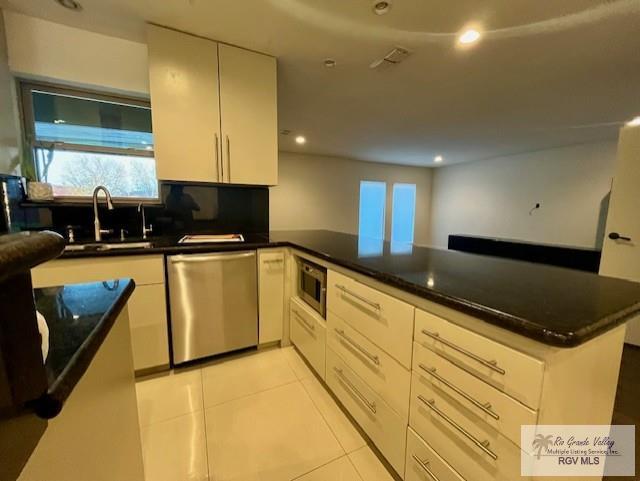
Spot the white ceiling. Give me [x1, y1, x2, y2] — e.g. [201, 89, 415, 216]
[3, 0, 640, 166]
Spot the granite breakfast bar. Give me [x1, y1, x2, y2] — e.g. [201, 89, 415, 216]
[31, 229, 640, 480]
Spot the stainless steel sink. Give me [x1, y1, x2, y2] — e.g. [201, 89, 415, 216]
[64, 241, 153, 252]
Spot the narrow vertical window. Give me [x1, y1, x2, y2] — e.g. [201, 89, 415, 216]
[358, 181, 386, 256]
[391, 183, 416, 250]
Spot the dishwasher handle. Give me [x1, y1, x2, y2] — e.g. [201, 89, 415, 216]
[169, 251, 256, 263]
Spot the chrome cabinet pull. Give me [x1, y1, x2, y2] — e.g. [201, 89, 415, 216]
[214, 133, 220, 182]
[420, 330, 505, 375]
[334, 284, 381, 311]
[333, 367, 376, 414]
[226, 135, 231, 183]
[293, 310, 315, 331]
[417, 395, 498, 461]
[418, 364, 499, 420]
[412, 455, 445, 481]
[334, 328, 380, 365]
[263, 259, 283, 264]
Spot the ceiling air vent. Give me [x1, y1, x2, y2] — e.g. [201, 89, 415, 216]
[369, 46, 411, 70]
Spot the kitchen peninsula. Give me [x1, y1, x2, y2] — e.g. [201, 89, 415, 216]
[0, 232, 144, 481]
[31, 229, 640, 479]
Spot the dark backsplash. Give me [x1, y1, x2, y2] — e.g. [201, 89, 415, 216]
[0, 175, 269, 242]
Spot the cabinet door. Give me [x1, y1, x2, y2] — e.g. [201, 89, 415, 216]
[127, 285, 170, 370]
[219, 44, 277, 185]
[600, 126, 640, 345]
[258, 250, 284, 344]
[147, 25, 222, 183]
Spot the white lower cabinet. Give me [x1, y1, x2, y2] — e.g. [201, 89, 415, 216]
[409, 372, 531, 481]
[258, 249, 285, 344]
[327, 311, 410, 421]
[31, 255, 169, 372]
[289, 297, 326, 379]
[326, 348, 406, 476]
[125, 284, 170, 371]
[412, 341, 537, 446]
[405, 427, 465, 481]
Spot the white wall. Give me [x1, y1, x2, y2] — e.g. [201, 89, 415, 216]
[271, 151, 433, 245]
[3, 11, 148, 95]
[429, 141, 617, 249]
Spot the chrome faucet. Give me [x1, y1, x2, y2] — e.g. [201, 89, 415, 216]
[92, 185, 114, 241]
[138, 203, 153, 240]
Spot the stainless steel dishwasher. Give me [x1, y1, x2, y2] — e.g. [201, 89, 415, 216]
[167, 251, 258, 364]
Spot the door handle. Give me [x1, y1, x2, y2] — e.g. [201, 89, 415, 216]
[609, 232, 632, 242]
[226, 135, 231, 183]
[170, 251, 255, 263]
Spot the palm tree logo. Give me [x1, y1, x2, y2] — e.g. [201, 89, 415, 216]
[533, 434, 554, 460]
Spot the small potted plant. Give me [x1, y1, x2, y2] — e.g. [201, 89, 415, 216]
[21, 135, 54, 202]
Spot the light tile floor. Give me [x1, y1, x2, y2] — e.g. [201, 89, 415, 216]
[135, 346, 396, 481]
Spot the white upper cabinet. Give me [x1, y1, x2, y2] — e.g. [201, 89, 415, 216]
[147, 25, 222, 183]
[147, 25, 278, 185]
[219, 44, 278, 185]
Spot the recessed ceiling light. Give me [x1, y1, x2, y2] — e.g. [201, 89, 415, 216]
[458, 29, 482, 45]
[55, 0, 82, 11]
[372, 0, 391, 15]
[295, 136, 306, 145]
[323, 58, 337, 68]
[434, 155, 443, 163]
[627, 116, 640, 127]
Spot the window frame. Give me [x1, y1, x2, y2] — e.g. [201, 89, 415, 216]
[390, 182, 417, 245]
[19, 80, 159, 203]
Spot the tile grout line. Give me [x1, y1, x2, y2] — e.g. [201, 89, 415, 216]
[199, 368, 213, 481]
[202, 377, 300, 410]
[288, 453, 351, 481]
[139, 408, 206, 430]
[299, 377, 355, 455]
[345, 448, 368, 481]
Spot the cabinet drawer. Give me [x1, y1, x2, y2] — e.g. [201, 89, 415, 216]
[327, 270, 414, 368]
[414, 309, 544, 409]
[410, 373, 531, 481]
[327, 311, 410, 420]
[32, 255, 165, 287]
[405, 427, 465, 481]
[326, 348, 406, 476]
[290, 298, 326, 379]
[412, 342, 537, 446]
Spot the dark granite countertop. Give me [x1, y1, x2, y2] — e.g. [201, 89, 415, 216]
[31, 279, 135, 418]
[59, 230, 640, 347]
[0, 231, 64, 282]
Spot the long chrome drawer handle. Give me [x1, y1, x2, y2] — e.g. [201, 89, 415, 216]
[418, 364, 500, 420]
[334, 284, 381, 311]
[293, 310, 315, 331]
[420, 330, 505, 375]
[412, 455, 445, 481]
[333, 367, 377, 414]
[334, 328, 380, 365]
[417, 395, 498, 461]
[263, 259, 283, 264]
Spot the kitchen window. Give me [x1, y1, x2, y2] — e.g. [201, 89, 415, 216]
[20, 82, 158, 200]
[358, 181, 386, 256]
[391, 183, 416, 243]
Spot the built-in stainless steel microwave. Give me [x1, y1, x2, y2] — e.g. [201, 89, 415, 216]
[298, 259, 327, 318]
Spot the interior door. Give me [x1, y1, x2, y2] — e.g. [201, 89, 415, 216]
[147, 25, 222, 183]
[218, 43, 278, 185]
[599, 125, 640, 345]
